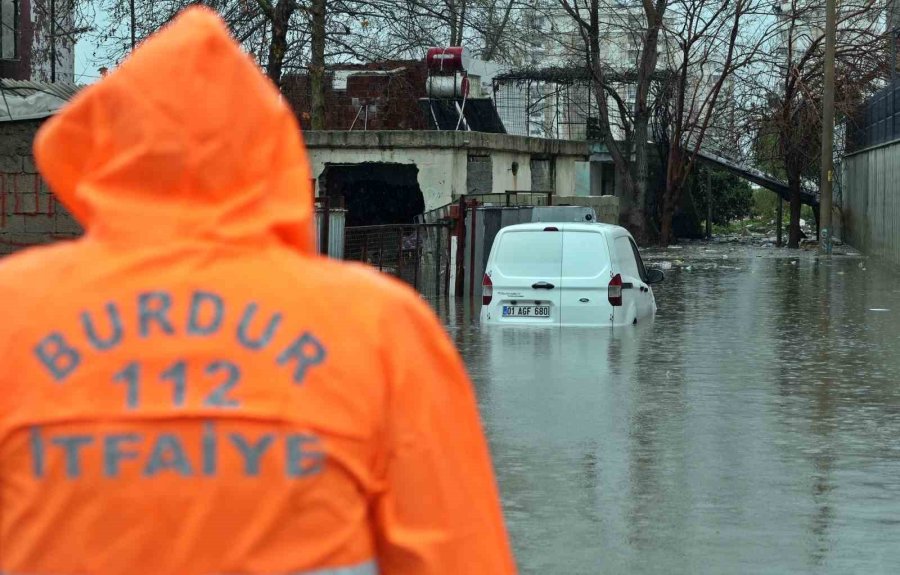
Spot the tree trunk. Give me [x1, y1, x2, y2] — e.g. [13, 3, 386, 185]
[627, 1, 667, 243]
[659, 196, 676, 246]
[659, 145, 682, 246]
[457, 0, 467, 45]
[629, 114, 651, 241]
[265, 0, 295, 86]
[482, 0, 515, 61]
[310, 0, 327, 130]
[788, 174, 802, 248]
[450, 0, 466, 45]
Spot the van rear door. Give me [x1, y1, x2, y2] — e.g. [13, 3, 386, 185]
[486, 227, 562, 324]
[559, 228, 614, 326]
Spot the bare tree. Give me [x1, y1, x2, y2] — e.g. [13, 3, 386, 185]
[348, 0, 533, 63]
[84, 0, 529, 128]
[747, 0, 885, 248]
[558, 0, 669, 242]
[655, 0, 764, 245]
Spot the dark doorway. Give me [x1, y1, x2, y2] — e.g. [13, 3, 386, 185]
[322, 163, 425, 227]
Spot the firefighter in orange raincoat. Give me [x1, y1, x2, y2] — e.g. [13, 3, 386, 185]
[0, 8, 516, 575]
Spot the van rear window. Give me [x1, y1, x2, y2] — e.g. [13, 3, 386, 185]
[561, 231, 610, 277]
[494, 231, 562, 278]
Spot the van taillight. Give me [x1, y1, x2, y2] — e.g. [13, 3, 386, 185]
[482, 273, 493, 305]
[608, 273, 623, 306]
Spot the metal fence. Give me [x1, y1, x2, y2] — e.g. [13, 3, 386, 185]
[315, 207, 346, 257]
[847, 79, 900, 152]
[465, 191, 554, 207]
[343, 224, 452, 298]
[493, 79, 595, 140]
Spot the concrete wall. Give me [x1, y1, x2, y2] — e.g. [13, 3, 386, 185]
[574, 161, 591, 196]
[490, 149, 533, 194]
[0, 126, 595, 257]
[554, 157, 575, 196]
[307, 145, 461, 211]
[842, 141, 900, 263]
[304, 131, 589, 211]
[0, 119, 82, 257]
[467, 155, 493, 194]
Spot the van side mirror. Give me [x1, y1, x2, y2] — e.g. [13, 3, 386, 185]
[646, 268, 665, 284]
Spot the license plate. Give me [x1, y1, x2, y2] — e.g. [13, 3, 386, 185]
[502, 305, 551, 317]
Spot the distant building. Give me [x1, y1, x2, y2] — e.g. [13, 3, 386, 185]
[0, 80, 81, 256]
[491, 1, 679, 141]
[1, 0, 75, 82]
[772, 0, 883, 78]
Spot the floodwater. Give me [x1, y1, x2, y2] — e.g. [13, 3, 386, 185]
[435, 244, 900, 574]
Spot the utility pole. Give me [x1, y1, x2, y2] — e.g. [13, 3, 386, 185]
[892, 1, 900, 83]
[130, 0, 136, 50]
[50, 0, 56, 82]
[819, 0, 836, 255]
[776, 198, 783, 247]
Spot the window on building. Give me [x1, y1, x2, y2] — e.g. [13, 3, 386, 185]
[1, 0, 17, 60]
[625, 84, 637, 105]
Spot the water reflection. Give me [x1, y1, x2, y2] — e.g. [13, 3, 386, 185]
[438, 247, 900, 574]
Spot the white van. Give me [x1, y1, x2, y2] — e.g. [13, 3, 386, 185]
[480, 223, 664, 327]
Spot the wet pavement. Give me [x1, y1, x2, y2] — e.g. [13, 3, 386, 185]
[435, 243, 900, 574]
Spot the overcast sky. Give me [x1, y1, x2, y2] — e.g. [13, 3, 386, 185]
[74, 13, 112, 85]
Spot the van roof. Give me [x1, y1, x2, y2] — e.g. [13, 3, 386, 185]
[498, 222, 628, 235]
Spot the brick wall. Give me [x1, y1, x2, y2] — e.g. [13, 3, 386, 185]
[0, 119, 82, 257]
[281, 61, 429, 131]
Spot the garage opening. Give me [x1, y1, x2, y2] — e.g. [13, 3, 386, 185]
[321, 163, 425, 227]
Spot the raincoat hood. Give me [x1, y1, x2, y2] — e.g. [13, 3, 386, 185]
[34, 7, 314, 253]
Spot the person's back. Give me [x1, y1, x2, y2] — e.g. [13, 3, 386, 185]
[0, 8, 515, 574]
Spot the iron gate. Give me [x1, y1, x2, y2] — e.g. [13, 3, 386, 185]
[343, 224, 452, 298]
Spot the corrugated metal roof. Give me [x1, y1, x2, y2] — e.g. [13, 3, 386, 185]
[0, 79, 80, 122]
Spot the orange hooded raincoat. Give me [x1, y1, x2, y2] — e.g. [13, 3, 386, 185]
[0, 7, 515, 575]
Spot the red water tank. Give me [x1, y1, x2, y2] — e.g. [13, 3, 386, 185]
[426, 47, 470, 74]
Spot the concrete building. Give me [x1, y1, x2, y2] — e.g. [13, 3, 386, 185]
[1, 125, 596, 255]
[305, 130, 592, 226]
[0, 0, 75, 82]
[772, 0, 883, 79]
[493, 1, 678, 140]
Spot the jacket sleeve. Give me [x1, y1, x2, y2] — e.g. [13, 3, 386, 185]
[372, 294, 516, 575]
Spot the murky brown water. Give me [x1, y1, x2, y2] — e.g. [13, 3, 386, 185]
[435, 244, 900, 574]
